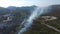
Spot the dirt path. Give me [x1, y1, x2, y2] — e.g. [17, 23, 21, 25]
[40, 21, 60, 32]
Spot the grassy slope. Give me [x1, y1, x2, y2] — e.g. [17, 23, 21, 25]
[23, 17, 60, 34]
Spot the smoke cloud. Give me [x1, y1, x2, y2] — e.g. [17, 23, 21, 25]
[17, 6, 47, 34]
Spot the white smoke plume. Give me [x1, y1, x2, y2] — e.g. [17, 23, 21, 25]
[17, 6, 47, 34]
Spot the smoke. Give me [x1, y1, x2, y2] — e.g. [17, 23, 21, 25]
[17, 6, 46, 34]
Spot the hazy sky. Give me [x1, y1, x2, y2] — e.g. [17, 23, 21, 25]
[0, 0, 60, 7]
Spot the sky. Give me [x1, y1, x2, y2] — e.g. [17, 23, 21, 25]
[0, 0, 60, 7]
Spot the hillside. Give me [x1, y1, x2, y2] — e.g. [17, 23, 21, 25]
[0, 5, 60, 34]
[23, 5, 60, 34]
[42, 5, 60, 17]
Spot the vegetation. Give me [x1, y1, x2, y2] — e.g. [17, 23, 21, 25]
[0, 5, 60, 34]
[23, 17, 60, 34]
